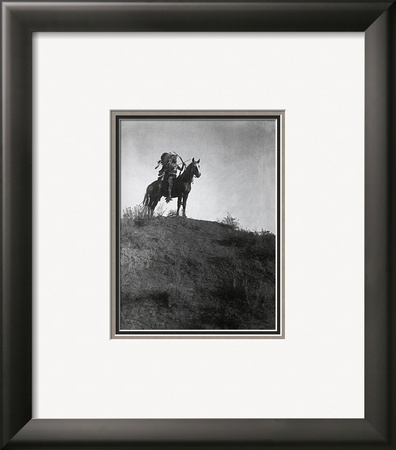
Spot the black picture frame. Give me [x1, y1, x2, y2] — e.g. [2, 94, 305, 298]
[1, 1, 395, 449]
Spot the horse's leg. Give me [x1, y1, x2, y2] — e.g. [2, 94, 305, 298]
[150, 197, 161, 218]
[176, 196, 182, 216]
[182, 193, 188, 218]
[144, 180, 162, 219]
[148, 197, 154, 218]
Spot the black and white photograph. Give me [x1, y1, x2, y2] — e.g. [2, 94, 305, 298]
[111, 111, 284, 337]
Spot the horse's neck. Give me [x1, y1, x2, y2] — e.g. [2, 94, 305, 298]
[179, 167, 193, 182]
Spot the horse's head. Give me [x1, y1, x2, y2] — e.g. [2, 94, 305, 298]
[191, 158, 201, 178]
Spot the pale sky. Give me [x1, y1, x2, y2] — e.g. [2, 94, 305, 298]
[120, 118, 277, 232]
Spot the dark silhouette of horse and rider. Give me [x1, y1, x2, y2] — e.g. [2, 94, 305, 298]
[143, 152, 201, 218]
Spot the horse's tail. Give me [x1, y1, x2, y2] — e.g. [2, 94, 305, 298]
[143, 191, 149, 206]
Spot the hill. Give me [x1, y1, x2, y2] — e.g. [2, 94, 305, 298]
[120, 213, 276, 331]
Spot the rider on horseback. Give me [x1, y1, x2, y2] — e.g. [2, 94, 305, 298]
[157, 153, 184, 202]
[145, 156, 200, 218]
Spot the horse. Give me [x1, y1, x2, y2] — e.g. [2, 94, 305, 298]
[143, 158, 201, 218]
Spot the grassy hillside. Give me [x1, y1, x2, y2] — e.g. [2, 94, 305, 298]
[120, 211, 276, 330]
